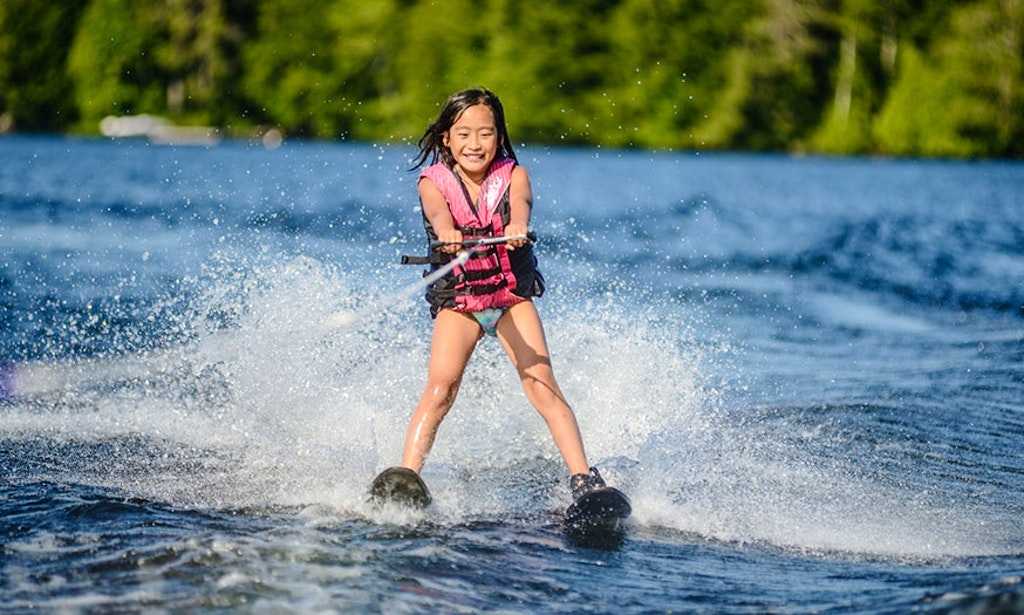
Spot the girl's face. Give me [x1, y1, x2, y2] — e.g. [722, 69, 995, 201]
[443, 103, 499, 180]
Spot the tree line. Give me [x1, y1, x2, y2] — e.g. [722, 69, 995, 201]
[1, 0, 1021, 158]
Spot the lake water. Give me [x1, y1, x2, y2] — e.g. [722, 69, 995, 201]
[1, 135, 1023, 612]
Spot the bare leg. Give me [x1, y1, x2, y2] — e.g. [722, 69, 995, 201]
[400, 309, 481, 473]
[496, 301, 589, 475]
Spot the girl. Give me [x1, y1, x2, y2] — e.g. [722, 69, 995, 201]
[390, 88, 608, 502]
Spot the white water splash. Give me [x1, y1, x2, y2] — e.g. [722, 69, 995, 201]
[2, 251, 1019, 559]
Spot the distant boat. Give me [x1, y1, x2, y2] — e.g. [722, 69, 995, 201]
[99, 114, 220, 146]
[99, 114, 166, 137]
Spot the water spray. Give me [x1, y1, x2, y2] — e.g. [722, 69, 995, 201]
[1, 235, 533, 401]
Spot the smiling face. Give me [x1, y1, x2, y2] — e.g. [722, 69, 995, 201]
[443, 103, 499, 181]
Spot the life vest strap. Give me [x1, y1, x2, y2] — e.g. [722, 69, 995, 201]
[457, 226, 491, 237]
[432, 279, 508, 299]
[460, 266, 502, 282]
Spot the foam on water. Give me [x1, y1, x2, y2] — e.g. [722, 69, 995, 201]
[2, 249, 1019, 559]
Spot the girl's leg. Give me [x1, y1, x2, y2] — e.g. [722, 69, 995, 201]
[495, 301, 590, 475]
[400, 309, 481, 473]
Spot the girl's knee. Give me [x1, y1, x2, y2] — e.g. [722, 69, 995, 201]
[521, 375, 563, 409]
[422, 378, 460, 409]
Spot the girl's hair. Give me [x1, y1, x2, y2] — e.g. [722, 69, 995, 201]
[411, 88, 517, 170]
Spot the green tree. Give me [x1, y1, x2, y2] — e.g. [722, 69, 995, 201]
[873, 45, 962, 155]
[875, 0, 1024, 157]
[1, 0, 1017, 158]
[68, 0, 165, 127]
[68, 0, 239, 129]
[153, 0, 241, 124]
[809, 0, 894, 153]
[597, 0, 753, 149]
[695, 0, 829, 150]
[0, 0, 88, 131]
[938, 0, 1024, 156]
[478, 0, 618, 145]
[371, 0, 466, 139]
[241, 0, 406, 138]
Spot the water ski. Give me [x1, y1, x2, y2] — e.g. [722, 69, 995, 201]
[369, 467, 431, 509]
[564, 487, 632, 536]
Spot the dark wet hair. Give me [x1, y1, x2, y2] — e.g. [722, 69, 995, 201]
[411, 88, 517, 170]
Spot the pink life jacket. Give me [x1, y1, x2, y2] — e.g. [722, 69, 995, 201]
[418, 158, 527, 313]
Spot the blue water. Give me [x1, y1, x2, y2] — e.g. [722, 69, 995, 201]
[2, 135, 1023, 612]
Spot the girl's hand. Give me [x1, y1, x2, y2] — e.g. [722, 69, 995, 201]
[505, 223, 528, 251]
[437, 229, 463, 254]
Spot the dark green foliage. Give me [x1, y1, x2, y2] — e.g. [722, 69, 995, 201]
[875, 0, 1024, 157]
[3, 0, 1022, 157]
[0, 0, 88, 131]
[67, 0, 242, 129]
[696, 0, 832, 150]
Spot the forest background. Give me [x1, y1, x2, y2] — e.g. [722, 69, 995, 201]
[0, 0, 1021, 158]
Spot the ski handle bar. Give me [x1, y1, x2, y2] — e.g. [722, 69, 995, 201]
[429, 231, 537, 251]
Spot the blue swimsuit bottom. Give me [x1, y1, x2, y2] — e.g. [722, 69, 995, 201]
[471, 308, 505, 337]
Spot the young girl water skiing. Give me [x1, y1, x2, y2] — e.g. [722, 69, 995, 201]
[373, 88, 613, 505]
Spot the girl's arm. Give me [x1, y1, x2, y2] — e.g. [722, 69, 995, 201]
[506, 166, 533, 250]
[419, 178, 462, 254]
